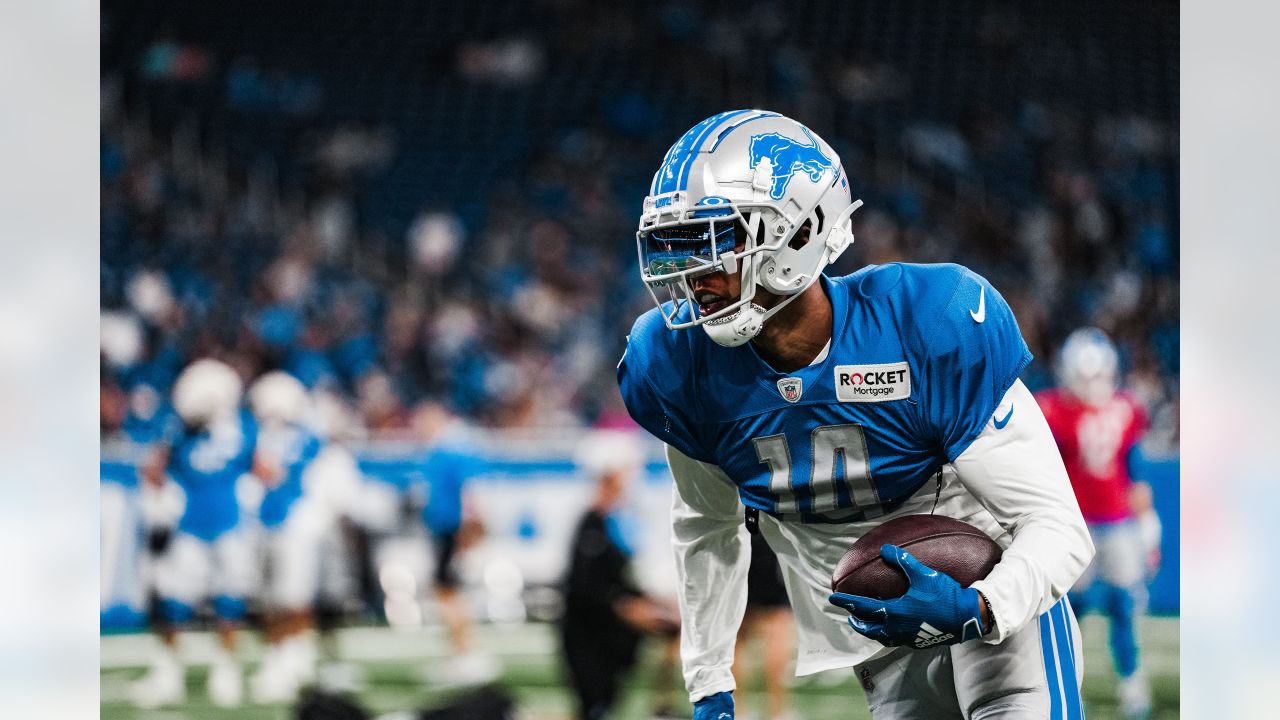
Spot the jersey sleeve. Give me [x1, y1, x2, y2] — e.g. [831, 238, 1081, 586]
[617, 312, 712, 463]
[1121, 394, 1151, 482]
[918, 269, 1033, 461]
[1125, 394, 1151, 448]
[665, 445, 750, 702]
[956, 380, 1094, 643]
[238, 410, 259, 465]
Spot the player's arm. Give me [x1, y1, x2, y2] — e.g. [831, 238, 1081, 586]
[666, 445, 751, 704]
[251, 451, 285, 487]
[835, 267, 1091, 646]
[141, 444, 171, 488]
[955, 379, 1094, 643]
[1126, 407, 1162, 572]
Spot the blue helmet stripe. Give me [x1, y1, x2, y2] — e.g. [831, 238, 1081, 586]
[707, 112, 781, 152]
[653, 110, 755, 195]
[651, 131, 691, 195]
[674, 109, 753, 192]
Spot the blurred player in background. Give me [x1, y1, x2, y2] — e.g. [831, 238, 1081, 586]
[1036, 328, 1158, 720]
[247, 371, 362, 703]
[619, 111, 1094, 720]
[732, 532, 795, 720]
[562, 431, 680, 720]
[414, 401, 498, 685]
[129, 359, 258, 709]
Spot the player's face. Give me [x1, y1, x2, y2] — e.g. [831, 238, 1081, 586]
[689, 260, 743, 317]
[689, 223, 811, 317]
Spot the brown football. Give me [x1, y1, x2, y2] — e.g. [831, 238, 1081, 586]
[831, 514, 1002, 600]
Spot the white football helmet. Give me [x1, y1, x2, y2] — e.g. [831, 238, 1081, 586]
[573, 430, 643, 478]
[248, 370, 310, 427]
[1058, 327, 1119, 407]
[172, 358, 244, 429]
[637, 110, 862, 347]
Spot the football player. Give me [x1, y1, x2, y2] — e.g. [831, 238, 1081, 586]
[618, 111, 1095, 720]
[1036, 328, 1157, 720]
[128, 359, 258, 709]
[246, 371, 361, 703]
[414, 402, 499, 686]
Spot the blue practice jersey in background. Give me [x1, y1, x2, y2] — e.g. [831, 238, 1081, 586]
[420, 437, 485, 535]
[167, 409, 258, 540]
[257, 423, 325, 529]
[618, 263, 1031, 523]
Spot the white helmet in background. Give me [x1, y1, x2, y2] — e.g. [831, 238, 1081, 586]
[249, 370, 310, 426]
[1058, 327, 1120, 407]
[637, 110, 863, 347]
[172, 358, 243, 429]
[574, 430, 644, 478]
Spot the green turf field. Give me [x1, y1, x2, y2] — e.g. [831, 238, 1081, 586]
[101, 615, 1178, 719]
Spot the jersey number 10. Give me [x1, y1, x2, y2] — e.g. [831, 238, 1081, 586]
[752, 424, 884, 518]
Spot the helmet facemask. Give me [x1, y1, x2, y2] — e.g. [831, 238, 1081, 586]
[636, 189, 861, 347]
[637, 195, 768, 332]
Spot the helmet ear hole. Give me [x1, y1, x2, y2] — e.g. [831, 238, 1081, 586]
[788, 220, 813, 251]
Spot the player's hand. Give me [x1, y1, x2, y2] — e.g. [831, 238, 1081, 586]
[828, 544, 986, 649]
[613, 596, 680, 634]
[692, 691, 733, 720]
[141, 447, 170, 488]
[251, 453, 285, 488]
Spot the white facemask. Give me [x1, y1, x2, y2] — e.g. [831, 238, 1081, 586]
[701, 303, 768, 347]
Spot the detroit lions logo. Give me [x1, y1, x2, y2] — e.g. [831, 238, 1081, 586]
[748, 127, 834, 201]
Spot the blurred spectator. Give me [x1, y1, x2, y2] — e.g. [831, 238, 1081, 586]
[100, 0, 1178, 443]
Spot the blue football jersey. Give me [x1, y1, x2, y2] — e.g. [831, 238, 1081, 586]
[420, 440, 485, 535]
[168, 409, 258, 540]
[257, 423, 325, 529]
[618, 263, 1031, 523]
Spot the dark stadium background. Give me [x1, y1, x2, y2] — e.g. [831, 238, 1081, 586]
[99, 1, 1180, 718]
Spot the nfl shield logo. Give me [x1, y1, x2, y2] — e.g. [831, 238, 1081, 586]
[777, 377, 803, 403]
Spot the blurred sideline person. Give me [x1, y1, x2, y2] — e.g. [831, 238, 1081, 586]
[247, 371, 362, 703]
[562, 432, 680, 720]
[415, 401, 498, 685]
[1036, 328, 1158, 720]
[129, 359, 258, 708]
[732, 532, 795, 720]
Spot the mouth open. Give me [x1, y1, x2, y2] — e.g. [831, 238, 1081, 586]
[696, 292, 731, 317]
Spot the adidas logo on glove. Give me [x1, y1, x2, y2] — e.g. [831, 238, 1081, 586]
[914, 622, 956, 648]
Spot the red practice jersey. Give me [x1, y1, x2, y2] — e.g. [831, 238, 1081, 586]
[1035, 388, 1148, 524]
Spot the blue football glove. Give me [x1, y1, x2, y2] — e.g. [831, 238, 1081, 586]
[692, 691, 734, 720]
[828, 544, 987, 649]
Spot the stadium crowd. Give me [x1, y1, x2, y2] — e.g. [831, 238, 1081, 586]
[100, 0, 1178, 442]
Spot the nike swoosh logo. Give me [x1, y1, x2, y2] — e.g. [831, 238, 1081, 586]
[969, 287, 986, 323]
[993, 404, 1014, 429]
